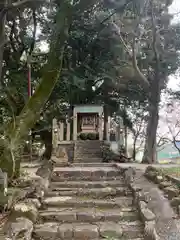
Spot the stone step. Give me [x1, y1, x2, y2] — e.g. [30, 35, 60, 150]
[75, 147, 102, 150]
[47, 187, 131, 198]
[52, 176, 123, 182]
[74, 158, 103, 163]
[75, 150, 102, 154]
[52, 167, 120, 181]
[46, 187, 132, 199]
[74, 157, 102, 160]
[42, 196, 132, 208]
[39, 207, 138, 223]
[75, 140, 102, 144]
[75, 152, 102, 155]
[75, 146, 102, 149]
[51, 180, 125, 188]
[72, 163, 112, 167]
[34, 221, 143, 240]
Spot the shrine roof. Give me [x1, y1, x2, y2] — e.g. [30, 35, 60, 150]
[73, 104, 103, 113]
[73, 104, 103, 107]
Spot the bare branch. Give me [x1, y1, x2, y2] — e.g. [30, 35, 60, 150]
[131, 37, 150, 89]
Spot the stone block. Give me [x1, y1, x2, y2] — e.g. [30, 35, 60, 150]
[91, 170, 106, 179]
[144, 220, 157, 240]
[73, 223, 99, 239]
[164, 186, 179, 200]
[34, 223, 59, 240]
[120, 221, 143, 239]
[0, 169, 8, 210]
[0, 169, 7, 195]
[25, 198, 41, 209]
[97, 187, 116, 198]
[41, 210, 76, 222]
[145, 171, 157, 181]
[12, 202, 38, 223]
[170, 197, 180, 207]
[139, 201, 155, 222]
[154, 175, 164, 184]
[43, 196, 73, 207]
[99, 222, 123, 238]
[59, 223, 73, 239]
[54, 146, 68, 164]
[76, 210, 95, 222]
[159, 181, 172, 189]
[5, 217, 33, 240]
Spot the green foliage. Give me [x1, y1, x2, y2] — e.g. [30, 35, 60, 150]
[78, 132, 98, 140]
[87, 132, 98, 140]
[79, 133, 88, 140]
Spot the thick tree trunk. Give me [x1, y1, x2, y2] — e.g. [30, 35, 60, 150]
[142, 106, 158, 164]
[142, 79, 160, 164]
[0, 1, 72, 178]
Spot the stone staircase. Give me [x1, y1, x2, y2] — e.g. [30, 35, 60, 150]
[33, 163, 144, 239]
[74, 140, 103, 163]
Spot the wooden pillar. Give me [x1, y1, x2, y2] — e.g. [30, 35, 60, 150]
[66, 121, 70, 141]
[116, 125, 120, 142]
[59, 122, 64, 141]
[98, 114, 103, 141]
[106, 122, 109, 141]
[73, 114, 77, 140]
[52, 119, 58, 149]
[118, 116, 124, 150]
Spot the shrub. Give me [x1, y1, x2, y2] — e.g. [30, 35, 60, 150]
[87, 132, 97, 140]
[79, 133, 88, 140]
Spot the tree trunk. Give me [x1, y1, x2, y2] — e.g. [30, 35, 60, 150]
[40, 130, 52, 160]
[142, 78, 160, 164]
[0, 1, 72, 178]
[132, 137, 137, 161]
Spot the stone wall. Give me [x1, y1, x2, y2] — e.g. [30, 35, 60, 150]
[0, 161, 54, 239]
[145, 166, 180, 216]
[115, 164, 180, 240]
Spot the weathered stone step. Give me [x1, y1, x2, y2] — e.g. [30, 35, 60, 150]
[52, 167, 120, 181]
[75, 140, 102, 145]
[74, 158, 102, 163]
[52, 176, 122, 182]
[42, 196, 132, 208]
[72, 163, 113, 167]
[75, 154, 102, 157]
[34, 221, 143, 239]
[53, 166, 119, 175]
[75, 150, 101, 153]
[47, 187, 131, 198]
[39, 207, 138, 223]
[51, 180, 124, 188]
